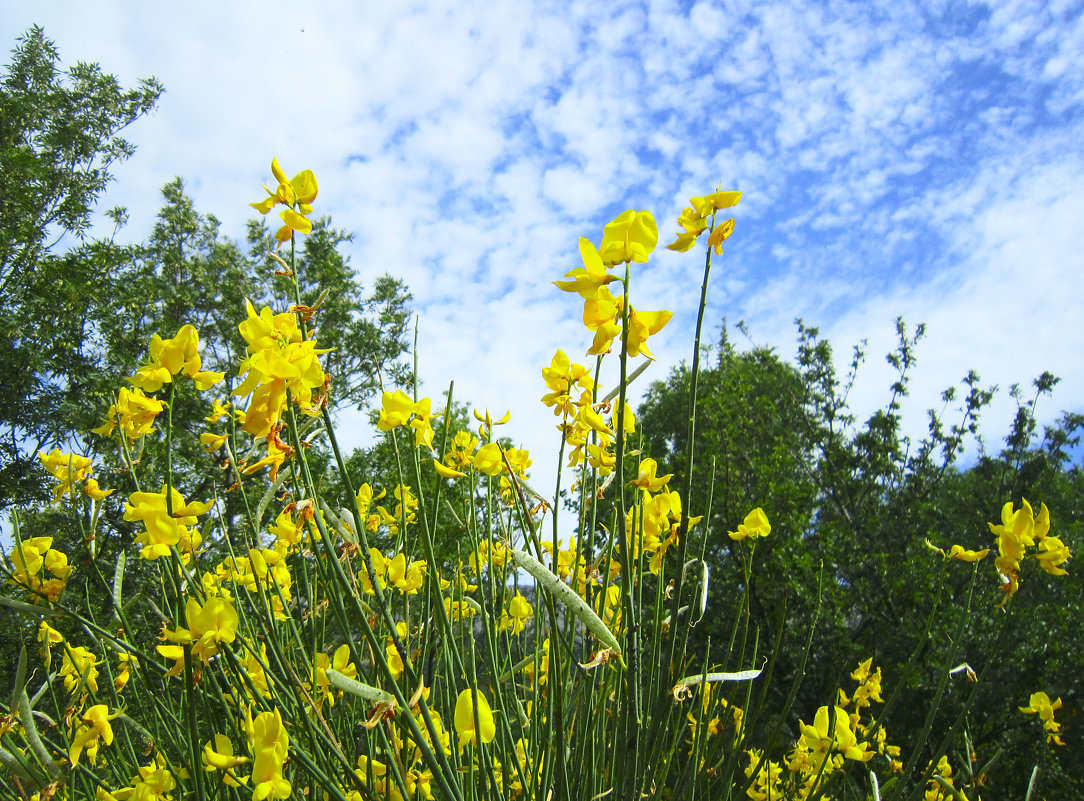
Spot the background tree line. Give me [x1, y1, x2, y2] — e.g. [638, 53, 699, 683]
[636, 321, 1082, 796]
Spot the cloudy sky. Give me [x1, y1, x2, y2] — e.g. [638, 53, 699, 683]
[3, 0, 1083, 503]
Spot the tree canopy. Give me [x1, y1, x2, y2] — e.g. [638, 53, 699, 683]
[636, 321, 1083, 796]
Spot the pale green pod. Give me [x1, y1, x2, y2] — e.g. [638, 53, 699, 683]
[674, 669, 762, 687]
[673, 668, 762, 700]
[325, 669, 397, 707]
[508, 547, 621, 657]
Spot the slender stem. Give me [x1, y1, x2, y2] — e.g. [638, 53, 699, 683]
[611, 260, 643, 800]
[665, 212, 716, 675]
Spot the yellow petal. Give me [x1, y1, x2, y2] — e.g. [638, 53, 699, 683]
[291, 170, 319, 205]
[280, 208, 313, 234]
[250, 197, 276, 214]
[270, 158, 288, 185]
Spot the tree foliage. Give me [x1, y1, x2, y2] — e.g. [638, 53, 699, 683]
[637, 320, 1083, 796]
[0, 26, 162, 507]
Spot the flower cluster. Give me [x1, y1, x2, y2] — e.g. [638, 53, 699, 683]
[553, 212, 672, 361]
[92, 386, 166, 443]
[128, 324, 225, 393]
[1019, 691, 1066, 746]
[250, 157, 319, 246]
[664, 188, 741, 253]
[217, 546, 295, 620]
[93, 323, 222, 453]
[745, 659, 901, 800]
[626, 476, 700, 574]
[233, 299, 330, 439]
[354, 481, 419, 535]
[988, 499, 1070, 607]
[358, 547, 428, 595]
[5, 535, 73, 603]
[38, 448, 114, 503]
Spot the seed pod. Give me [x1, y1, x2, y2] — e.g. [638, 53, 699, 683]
[508, 546, 621, 657]
[672, 669, 762, 702]
[326, 669, 397, 707]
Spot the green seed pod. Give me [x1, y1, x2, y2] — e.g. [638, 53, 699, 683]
[672, 668, 762, 701]
[326, 669, 397, 707]
[508, 546, 622, 657]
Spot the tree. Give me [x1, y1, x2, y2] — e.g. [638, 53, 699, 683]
[636, 320, 1083, 797]
[0, 26, 162, 508]
[0, 171, 416, 690]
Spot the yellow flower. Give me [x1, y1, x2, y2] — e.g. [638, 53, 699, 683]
[727, 507, 771, 541]
[541, 349, 594, 418]
[473, 442, 504, 476]
[377, 389, 416, 430]
[252, 158, 318, 212]
[499, 592, 534, 636]
[242, 428, 294, 482]
[37, 621, 64, 669]
[1019, 691, 1066, 746]
[665, 206, 709, 252]
[233, 300, 329, 437]
[433, 459, 467, 479]
[82, 478, 115, 501]
[988, 499, 1064, 606]
[200, 432, 228, 452]
[274, 207, 312, 245]
[251, 158, 319, 247]
[202, 733, 250, 787]
[387, 553, 427, 594]
[248, 707, 291, 800]
[443, 430, 480, 470]
[690, 189, 742, 218]
[59, 645, 100, 695]
[706, 217, 736, 255]
[454, 688, 496, 748]
[354, 756, 401, 801]
[799, 705, 873, 763]
[410, 397, 436, 450]
[69, 704, 120, 767]
[205, 398, 233, 423]
[312, 644, 358, 709]
[666, 189, 741, 252]
[38, 448, 95, 503]
[161, 596, 239, 661]
[624, 307, 673, 360]
[124, 485, 213, 562]
[946, 544, 991, 562]
[128, 324, 224, 393]
[155, 644, 185, 678]
[114, 652, 137, 692]
[359, 547, 390, 595]
[9, 535, 49, 571]
[553, 237, 618, 298]
[583, 286, 622, 353]
[597, 210, 658, 265]
[93, 386, 165, 442]
[631, 458, 672, 492]
[1035, 535, 1071, 575]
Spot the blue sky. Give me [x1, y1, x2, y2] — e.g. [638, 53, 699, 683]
[3, 0, 1083, 499]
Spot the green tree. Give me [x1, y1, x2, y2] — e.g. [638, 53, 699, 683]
[1, 174, 416, 693]
[637, 320, 1083, 797]
[0, 26, 162, 507]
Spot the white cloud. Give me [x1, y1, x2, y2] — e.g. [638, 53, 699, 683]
[1, 0, 1082, 540]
